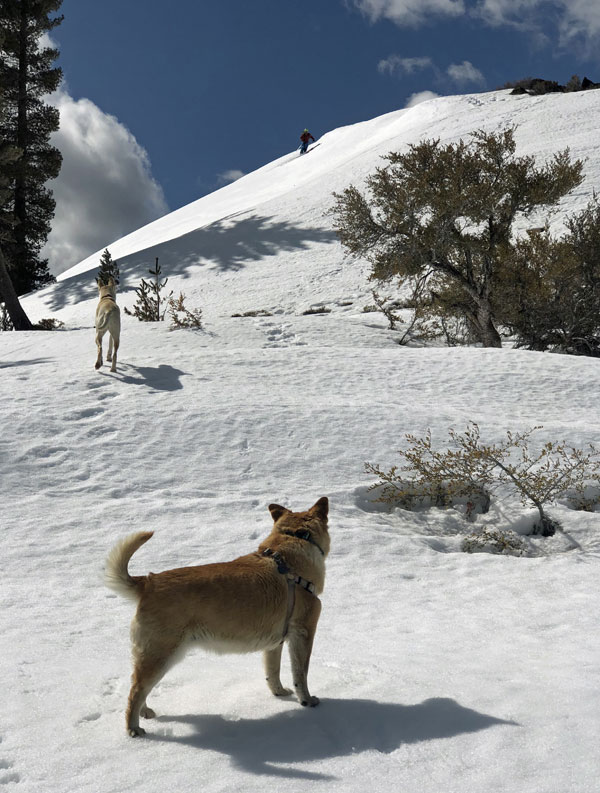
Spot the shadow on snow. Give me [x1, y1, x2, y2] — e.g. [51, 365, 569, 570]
[148, 696, 517, 779]
[0, 358, 53, 369]
[45, 212, 338, 311]
[101, 363, 188, 391]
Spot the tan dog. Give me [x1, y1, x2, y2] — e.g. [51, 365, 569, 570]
[95, 277, 120, 372]
[105, 496, 330, 736]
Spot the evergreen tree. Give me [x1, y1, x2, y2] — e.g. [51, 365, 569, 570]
[0, 0, 63, 296]
[330, 128, 583, 347]
[96, 249, 120, 286]
[0, 87, 33, 330]
[124, 258, 172, 322]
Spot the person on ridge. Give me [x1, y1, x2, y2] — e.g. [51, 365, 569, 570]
[300, 128, 315, 154]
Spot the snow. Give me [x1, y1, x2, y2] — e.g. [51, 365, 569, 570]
[2, 89, 600, 792]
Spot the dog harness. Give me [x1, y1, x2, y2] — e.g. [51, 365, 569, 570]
[280, 529, 325, 556]
[261, 548, 316, 642]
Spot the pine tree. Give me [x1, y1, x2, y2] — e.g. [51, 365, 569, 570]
[0, 88, 33, 330]
[0, 1, 63, 296]
[96, 249, 120, 286]
[124, 258, 172, 322]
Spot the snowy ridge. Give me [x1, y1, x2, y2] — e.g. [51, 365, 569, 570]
[1, 90, 599, 792]
[22, 88, 600, 325]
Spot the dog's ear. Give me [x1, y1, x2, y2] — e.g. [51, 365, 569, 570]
[268, 503, 289, 522]
[309, 497, 329, 519]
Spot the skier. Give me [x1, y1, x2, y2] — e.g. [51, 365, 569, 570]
[299, 128, 315, 154]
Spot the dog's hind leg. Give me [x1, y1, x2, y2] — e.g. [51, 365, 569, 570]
[110, 334, 119, 373]
[263, 645, 292, 697]
[95, 329, 104, 370]
[126, 629, 184, 737]
[287, 597, 322, 708]
[126, 649, 174, 737]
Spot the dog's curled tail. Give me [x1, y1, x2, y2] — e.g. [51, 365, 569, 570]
[105, 531, 153, 600]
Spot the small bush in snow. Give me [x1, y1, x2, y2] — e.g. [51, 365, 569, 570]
[231, 309, 273, 317]
[34, 318, 64, 330]
[366, 476, 490, 514]
[124, 258, 172, 322]
[302, 306, 331, 315]
[0, 303, 13, 331]
[461, 528, 526, 556]
[366, 423, 600, 537]
[564, 485, 600, 512]
[167, 293, 203, 330]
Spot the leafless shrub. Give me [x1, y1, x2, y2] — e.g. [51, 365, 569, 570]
[167, 293, 203, 330]
[366, 423, 600, 537]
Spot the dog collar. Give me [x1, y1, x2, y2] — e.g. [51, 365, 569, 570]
[281, 529, 325, 556]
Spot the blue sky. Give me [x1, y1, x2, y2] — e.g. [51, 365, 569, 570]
[45, 0, 600, 270]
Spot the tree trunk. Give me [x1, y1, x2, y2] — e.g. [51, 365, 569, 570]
[472, 300, 502, 348]
[0, 244, 33, 330]
[11, 4, 30, 291]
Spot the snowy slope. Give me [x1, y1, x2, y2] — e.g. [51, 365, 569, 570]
[20, 88, 600, 326]
[1, 90, 600, 793]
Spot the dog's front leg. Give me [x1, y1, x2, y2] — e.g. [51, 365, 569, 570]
[287, 597, 321, 707]
[264, 645, 292, 697]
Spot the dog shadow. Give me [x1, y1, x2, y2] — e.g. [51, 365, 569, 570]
[149, 697, 517, 779]
[0, 358, 52, 369]
[106, 363, 189, 391]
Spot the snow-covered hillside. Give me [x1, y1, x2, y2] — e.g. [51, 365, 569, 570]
[2, 90, 599, 793]
[21, 88, 600, 326]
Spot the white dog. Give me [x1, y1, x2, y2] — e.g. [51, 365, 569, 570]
[95, 278, 120, 373]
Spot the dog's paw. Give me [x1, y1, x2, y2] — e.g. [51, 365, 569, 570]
[301, 696, 320, 707]
[140, 706, 156, 719]
[273, 687, 293, 697]
[128, 726, 146, 737]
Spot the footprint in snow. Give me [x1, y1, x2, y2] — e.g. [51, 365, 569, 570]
[65, 407, 104, 421]
[0, 760, 20, 785]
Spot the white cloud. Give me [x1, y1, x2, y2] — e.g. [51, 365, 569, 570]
[378, 55, 433, 76]
[447, 60, 486, 86]
[43, 88, 168, 276]
[216, 169, 245, 185]
[404, 90, 441, 107]
[353, 0, 600, 51]
[559, 0, 600, 49]
[352, 0, 465, 26]
[476, 0, 600, 49]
